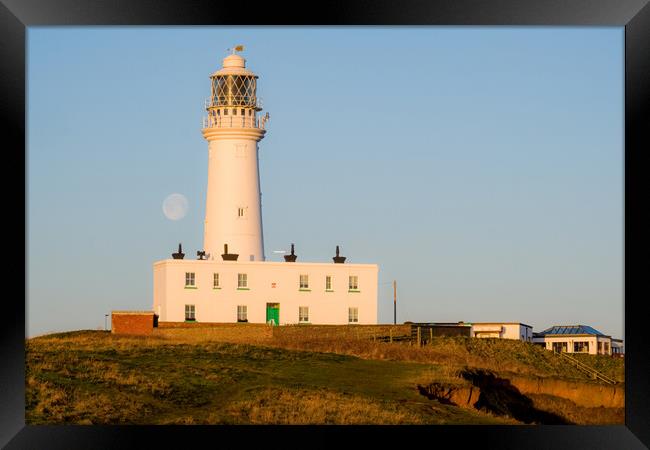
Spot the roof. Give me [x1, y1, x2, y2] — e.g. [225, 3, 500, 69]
[112, 311, 155, 315]
[536, 325, 608, 337]
[471, 322, 533, 328]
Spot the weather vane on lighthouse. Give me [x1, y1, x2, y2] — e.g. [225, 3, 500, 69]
[227, 44, 245, 55]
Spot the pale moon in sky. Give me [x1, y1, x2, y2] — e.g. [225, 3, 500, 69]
[162, 193, 189, 221]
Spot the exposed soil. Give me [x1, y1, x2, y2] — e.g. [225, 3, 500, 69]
[507, 374, 624, 408]
[417, 368, 624, 425]
[417, 383, 480, 409]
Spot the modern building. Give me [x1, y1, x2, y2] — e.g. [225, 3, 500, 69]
[152, 48, 379, 325]
[406, 322, 473, 345]
[471, 322, 533, 342]
[532, 325, 618, 355]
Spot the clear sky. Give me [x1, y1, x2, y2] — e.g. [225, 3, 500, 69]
[27, 27, 623, 339]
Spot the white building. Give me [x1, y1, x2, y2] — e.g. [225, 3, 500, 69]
[471, 322, 533, 342]
[532, 325, 616, 355]
[153, 48, 379, 325]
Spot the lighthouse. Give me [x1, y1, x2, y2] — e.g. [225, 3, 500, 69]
[153, 47, 379, 326]
[201, 48, 269, 262]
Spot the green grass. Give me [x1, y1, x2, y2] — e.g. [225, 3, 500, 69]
[26, 330, 624, 425]
[26, 331, 517, 425]
[567, 353, 625, 382]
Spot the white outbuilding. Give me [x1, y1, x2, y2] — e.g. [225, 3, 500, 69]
[471, 322, 533, 342]
[152, 48, 379, 325]
[532, 325, 617, 355]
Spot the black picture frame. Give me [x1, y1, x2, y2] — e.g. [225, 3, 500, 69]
[3, 0, 648, 448]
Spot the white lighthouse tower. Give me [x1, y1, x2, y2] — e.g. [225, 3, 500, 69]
[201, 47, 269, 262]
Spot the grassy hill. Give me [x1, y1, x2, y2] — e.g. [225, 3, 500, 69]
[25, 328, 624, 425]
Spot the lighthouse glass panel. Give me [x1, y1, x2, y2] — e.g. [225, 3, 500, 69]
[212, 75, 256, 107]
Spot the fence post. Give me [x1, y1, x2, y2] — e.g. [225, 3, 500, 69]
[417, 327, 421, 347]
[430, 328, 433, 345]
[390, 329, 393, 343]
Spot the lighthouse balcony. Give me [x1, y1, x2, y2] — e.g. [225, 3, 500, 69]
[202, 115, 268, 130]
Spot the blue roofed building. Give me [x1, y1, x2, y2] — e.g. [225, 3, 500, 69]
[532, 325, 623, 355]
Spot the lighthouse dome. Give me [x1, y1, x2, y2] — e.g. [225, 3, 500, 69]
[223, 54, 245, 69]
[211, 53, 256, 77]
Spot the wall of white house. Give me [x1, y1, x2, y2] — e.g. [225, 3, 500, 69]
[472, 323, 533, 341]
[153, 259, 378, 325]
[532, 335, 612, 355]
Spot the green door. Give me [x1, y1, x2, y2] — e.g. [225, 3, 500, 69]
[266, 303, 280, 326]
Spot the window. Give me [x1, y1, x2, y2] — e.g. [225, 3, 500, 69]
[598, 341, 603, 353]
[241, 108, 245, 116]
[552, 342, 567, 353]
[325, 275, 332, 291]
[604, 342, 610, 353]
[299, 274, 309, 289]
[237, 305, 247, 322]
[573, 341, 589, 353]
[185, 304, 195, 321]
[299, 306, 309, 323]
[233, 108, 237, 115]
[238, 207, 245, 217]
[185, 272, 195, 287]
[349, 275, 359, 291]
[348, 307, 359, 323]
[249, 109, 253, 116]
[213, 273, 220, 288]
[224, 108, 228, 115]
[238, 273, 248, 288]
[235, 143, 247, 159]
[216, 109, 221, 116]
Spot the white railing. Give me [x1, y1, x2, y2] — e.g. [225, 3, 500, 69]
[202, 114, 269, 130]
[557, 351, 618, 384]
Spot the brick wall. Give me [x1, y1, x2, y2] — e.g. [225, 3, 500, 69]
[111, 312, 154, 335]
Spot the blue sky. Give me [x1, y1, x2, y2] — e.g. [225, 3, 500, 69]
[27, 27, 623, 338]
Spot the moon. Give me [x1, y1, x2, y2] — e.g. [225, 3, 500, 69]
[162, 193, 189, 221]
